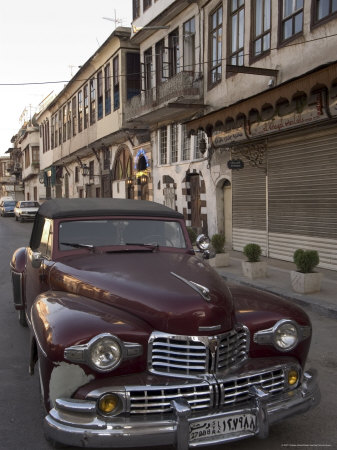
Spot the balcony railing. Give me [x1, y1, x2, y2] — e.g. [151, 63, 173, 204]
[125, 71, 203, 122]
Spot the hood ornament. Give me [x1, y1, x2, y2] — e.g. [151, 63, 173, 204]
[171, 272, 211, 302]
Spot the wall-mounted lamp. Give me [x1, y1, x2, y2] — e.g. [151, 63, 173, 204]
[81, 164, 90, 177]
[140, 175, 147, 184]
[46, 169, 52, 177]
[127, 178, 133, 186]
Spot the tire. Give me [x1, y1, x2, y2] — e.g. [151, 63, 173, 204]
[15, 215, 18, 221]
[20, 215, 24, 223]
[18, 309, 28, 327]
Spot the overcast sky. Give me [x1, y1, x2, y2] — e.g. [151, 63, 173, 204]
[0, 1, 132, 156]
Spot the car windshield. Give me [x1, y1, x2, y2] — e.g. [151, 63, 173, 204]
[21, 202, 39, 208]
[4, 201, 15, 206]
[58, 219, 187, 251]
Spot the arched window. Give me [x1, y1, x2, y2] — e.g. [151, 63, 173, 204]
[113, 146, 132, 180]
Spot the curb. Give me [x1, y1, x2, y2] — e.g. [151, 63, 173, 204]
[219, 271, 337, 320]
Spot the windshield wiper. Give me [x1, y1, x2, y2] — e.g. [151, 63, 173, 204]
[60, 242, 95, 250]
[105, 243, 159, 253]
[126, 242, 159, 251]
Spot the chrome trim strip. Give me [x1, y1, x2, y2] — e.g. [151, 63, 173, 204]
[171, 272, 211, 301]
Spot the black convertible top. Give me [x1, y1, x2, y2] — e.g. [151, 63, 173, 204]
[30, 198, 183, 249]
[37, 198, 183, 219]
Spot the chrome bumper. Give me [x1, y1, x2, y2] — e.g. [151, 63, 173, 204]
[44, 369, 320, 449]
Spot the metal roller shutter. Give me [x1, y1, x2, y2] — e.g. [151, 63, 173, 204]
[232, 158, 267, 253]
[268, 127, 337, 269]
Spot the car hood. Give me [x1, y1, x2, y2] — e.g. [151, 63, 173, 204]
[50, 252, 234, 335]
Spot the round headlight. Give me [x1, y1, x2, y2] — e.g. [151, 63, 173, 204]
[89, 336, 122, 372]
[274, 321, 298, 351]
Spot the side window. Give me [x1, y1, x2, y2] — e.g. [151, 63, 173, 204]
[38, 220, 52, 259]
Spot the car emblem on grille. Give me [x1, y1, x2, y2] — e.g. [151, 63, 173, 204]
[171, 272, 211, 301]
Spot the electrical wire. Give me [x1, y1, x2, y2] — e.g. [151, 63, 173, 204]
[0, 32, 336, 87]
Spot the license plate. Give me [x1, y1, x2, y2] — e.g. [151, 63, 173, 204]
[189, 413, 256, 443]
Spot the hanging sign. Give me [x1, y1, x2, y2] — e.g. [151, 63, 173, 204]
[227, 159, 244, 170]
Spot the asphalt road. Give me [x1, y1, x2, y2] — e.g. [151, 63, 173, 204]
[0, 215, 336, 450]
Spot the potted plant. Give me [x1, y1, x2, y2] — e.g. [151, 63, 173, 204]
[290, 249, 322, 294]
[241, 243, 267, 279]
[208, 233, 229, 267]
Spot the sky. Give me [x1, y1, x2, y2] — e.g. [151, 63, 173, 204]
[0, 0, 132, 156]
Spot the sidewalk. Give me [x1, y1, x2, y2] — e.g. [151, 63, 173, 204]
[214, 251, 337, 320]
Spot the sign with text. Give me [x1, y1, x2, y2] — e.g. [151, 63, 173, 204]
[227, 159, 244, 170]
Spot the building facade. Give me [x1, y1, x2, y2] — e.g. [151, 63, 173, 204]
[130, 0, 337, 270]
[36, 27, 148, 202]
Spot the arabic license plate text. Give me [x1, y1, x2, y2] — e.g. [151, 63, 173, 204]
[189, 414, 256, 443]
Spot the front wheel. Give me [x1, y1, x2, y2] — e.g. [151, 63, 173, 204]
[15, 215, 18, 221]
[20, 215, 24, 223]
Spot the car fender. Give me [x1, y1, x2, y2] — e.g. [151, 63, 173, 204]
[31, 290, 151, 410]
[10, 247, 27, 310]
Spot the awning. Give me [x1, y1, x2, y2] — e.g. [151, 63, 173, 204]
[186, 61, 337, 137]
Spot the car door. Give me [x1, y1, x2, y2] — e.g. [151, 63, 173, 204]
[24, 218, 55, 320]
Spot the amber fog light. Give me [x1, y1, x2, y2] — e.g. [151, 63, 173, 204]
[98, 393, 121, 415]
[288, 369, 299, 386]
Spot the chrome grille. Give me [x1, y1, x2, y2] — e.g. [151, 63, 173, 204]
[217, 328, 248, 370]
[219, 369, 285, 405]
[129, 384, 214, 414]
[128, 368, 287, 415]
[148, 328, 249, 376]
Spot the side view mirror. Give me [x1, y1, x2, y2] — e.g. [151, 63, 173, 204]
[31, 251, 43, 269]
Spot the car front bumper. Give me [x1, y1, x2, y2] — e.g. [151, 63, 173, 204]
[44, 369, 320, 449]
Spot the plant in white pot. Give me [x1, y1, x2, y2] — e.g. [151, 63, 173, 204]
[242, 243, 267, 279]
[290, 249, 322, 294]
[208, 233, 229, 267]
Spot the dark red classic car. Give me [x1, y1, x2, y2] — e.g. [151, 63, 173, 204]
[10, 198, 320, 449]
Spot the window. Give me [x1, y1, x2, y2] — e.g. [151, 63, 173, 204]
[126, 53, 141, 99]
[75, 166, 79, 183]
[159, 127, 167, 165]
[54, 114, 58, 147]
[170, 124, 178, 163]
[181, 124, 190, 161]
[169, 28, 180, 77]
[195, 130, 206, 159]
[229, 0, 245, 66]
[183, 17, 195, 72]
[281, 0, 303, 42]
[133, 0, 140, 19]
[58, 110, 62, 144]
[97, 71, 103, 120]
[209, 5, 223, 86]
[84, 85, 89, 129]
[63, 105, 67, 142]
[72, 97, 77, 136]
[143, 0, 151, 12]
[155, 39, 166, 85]
[113, 56, 120, 110]
[252, 0, 271, 57]
[313, 0, 337, 23]
[67, 101, 71, 139]
[78, 90, 83, 132]
[104, 64, 111, 115]
[144, 48, 153, 91]
[24, 146, 30, 169]
[51, 116, 55, 148]
[90, 78, 96, 125]
[32, 146, 39, 162]
[89, 160, 94, 179]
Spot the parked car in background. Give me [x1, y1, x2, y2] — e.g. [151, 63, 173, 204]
[0, 199, 16, 216]
[10, 198, 320, 449]
[14, 201, 40, 222]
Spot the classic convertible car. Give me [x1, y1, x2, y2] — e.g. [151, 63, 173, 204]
[10, 198, 320, 449]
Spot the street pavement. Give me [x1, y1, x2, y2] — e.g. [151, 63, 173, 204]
[215, 250, 337, 320]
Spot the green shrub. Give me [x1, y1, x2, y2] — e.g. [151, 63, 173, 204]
[243, 243, 262, 262]
[211, 233, 226, 254]
[187, 227, 198, 245]
[293, 249, 319, 273]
